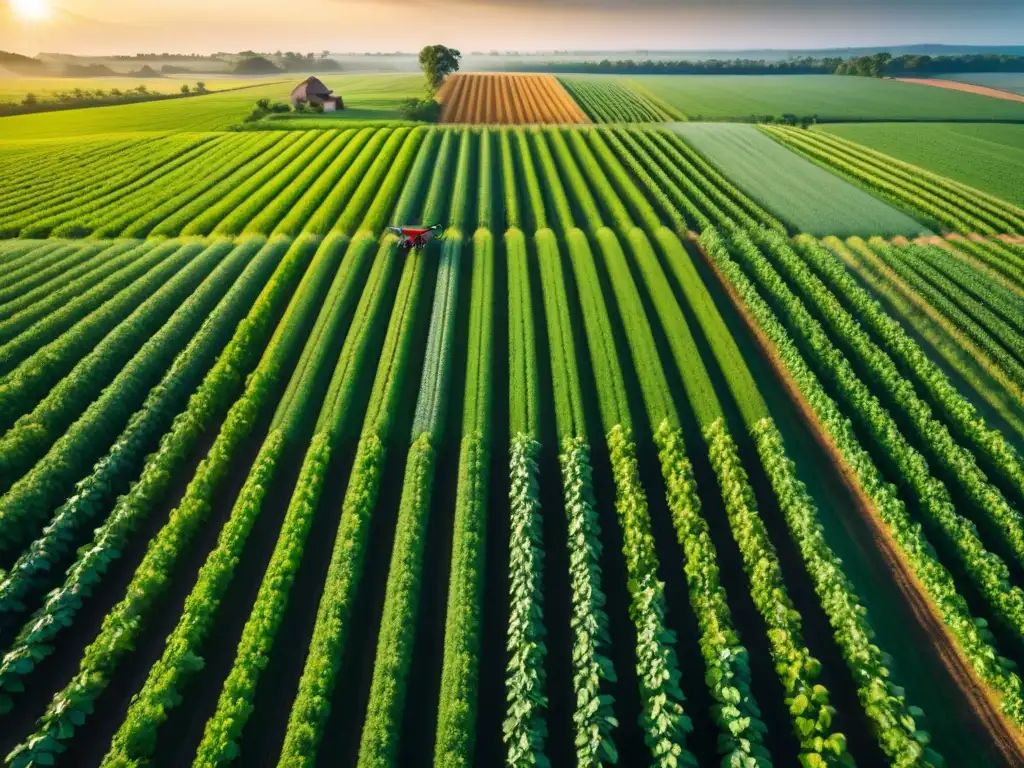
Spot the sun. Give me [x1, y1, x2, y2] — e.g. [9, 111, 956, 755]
[10, 0, 50, 21]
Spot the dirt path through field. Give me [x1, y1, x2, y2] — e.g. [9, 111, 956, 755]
[689, 232, 1024, 766]
[894, 77, 1024, 103]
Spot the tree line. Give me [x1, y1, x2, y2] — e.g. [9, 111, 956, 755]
[510, 52, 1024, 76]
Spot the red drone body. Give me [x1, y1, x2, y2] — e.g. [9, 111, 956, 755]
[386, 224, 444, 250]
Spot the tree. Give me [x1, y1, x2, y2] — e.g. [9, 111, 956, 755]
[321, 50, 330, 59]
[21, 92, 37, 107]
[418, 44, 461, 92]
[180, 84, 191, 95]
[195, 81, 208, 94]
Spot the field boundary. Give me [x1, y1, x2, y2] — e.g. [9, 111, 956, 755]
[894, 77, 1024, 104]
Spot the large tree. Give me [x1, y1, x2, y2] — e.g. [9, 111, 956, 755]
[419, 44, 462, 92]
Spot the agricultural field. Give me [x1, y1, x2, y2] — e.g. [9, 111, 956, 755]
[3, 108, 1024, 768]
[0, 76, 251, 101]
[438, 73, 589, 124]
[671, 122, 930, 236]
[815, 122, 1024, 208]
[0, 74, 423, 139]
[630, 73, 1024, 121]
[557, 76, 675, 122]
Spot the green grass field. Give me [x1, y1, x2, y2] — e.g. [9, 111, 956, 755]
[0, 76, 276, 101]
[940, 72, 1024, 95]
[670, 122, 929, 236]
[0, 74, 423, 139]
[817, 122, 1024, 207]
[631, 74, 1024, 121]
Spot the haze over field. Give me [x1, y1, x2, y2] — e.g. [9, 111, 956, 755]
[2, 0, 1024, 55]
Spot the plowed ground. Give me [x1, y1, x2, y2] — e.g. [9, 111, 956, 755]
[438, 73, 590, 125]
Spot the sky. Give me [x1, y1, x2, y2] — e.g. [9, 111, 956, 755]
[2, 0, 1023, 56]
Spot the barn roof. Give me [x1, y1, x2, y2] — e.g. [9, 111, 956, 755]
[290, 76, 334, 101]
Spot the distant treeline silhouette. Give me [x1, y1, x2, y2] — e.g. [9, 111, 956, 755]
[509, 53, 1024, 76]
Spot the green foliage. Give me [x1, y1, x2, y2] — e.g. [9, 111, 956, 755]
[605, 426, 695, 767]
[777, 234, 1024, 568]
[563, 228, 628, 431]
[0, 237, 281, 623]
[419, 44, 462, 93]
[673, 123, 925, 237]
[535, 228, 585, 439]
[504, 434, 549, 768]
[335, 127, 414, 235]
[278, 245, 431, 767]
[0, 239, 250, 553]
[558, 77, 669, 123]
[654, 422, 771, 766]
[752, 418, 942, 767]
[560, 437, 618, 766]
[863, 239, 1024, 397]
[2, 235, 326, 764]
[398, 97, 442, 122]
[412, 236, 463, 439]
[765, 126, 1024, 234]
[631, 74, 1024, 122]
[0, 241, 206, 465]
[705, 418, 850, 766]
[700, 226, 1024, 729]
[359, 127, 428, 234]
[818, 123, 1024, 210]
[434, 230, 494, 766]
[507, 228, 539, 437]
[357, 433, 437, 767]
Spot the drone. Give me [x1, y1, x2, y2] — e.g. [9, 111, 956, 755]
[387, 224, 444, 251]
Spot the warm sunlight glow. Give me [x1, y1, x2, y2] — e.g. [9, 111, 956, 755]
[10, 0, 50, 21]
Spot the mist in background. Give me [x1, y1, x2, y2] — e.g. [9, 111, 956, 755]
[2, 0, 1023, 56]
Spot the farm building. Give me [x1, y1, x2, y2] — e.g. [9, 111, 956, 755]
[289, 76, 344, 111]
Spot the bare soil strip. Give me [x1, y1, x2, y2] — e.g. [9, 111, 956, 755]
[689, 231, 1024, 766]
[438, 73, 590, 125]
[894, 77, 1024, 104]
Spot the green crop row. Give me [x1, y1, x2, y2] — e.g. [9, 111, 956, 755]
[434, 229, 495, 767]
[0, 239, 245, 549]
[0, 241, 205, 461]
[358, 433, 437, 767]
[790, 235, 1024, 550]
[699, 226, 1024, 729]
[0, 243, 130, 322]
[606, 426, 696, 767]
[911, 245, 1024, 332]
[0, 239, 166, 365]
[559, 436, 619, 766]
[896, 245, 1024, 362]
[504, 434, 549, 768]
[507, 228, 539, 436]
[837, 239, 1024, 414]
[795, 129, 1024, 232]
[0, 241, 106, 305]
[558, 78, 668, 124]
[277, 243, 430, 768]
[733, 228, 1024, 654]
[123, 135, 290, 239]
[865, 239, 1024, 397]
[187, 236, 390, 766]
[764, 127, 1017, 235]
[2, 235, 326, 765]
[705, 418, 851, 765]
[654, 423, 772, 766]
[752, 418, 941, 767]
[335, 128, 413, 236]
[0, 237, 281, 621]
